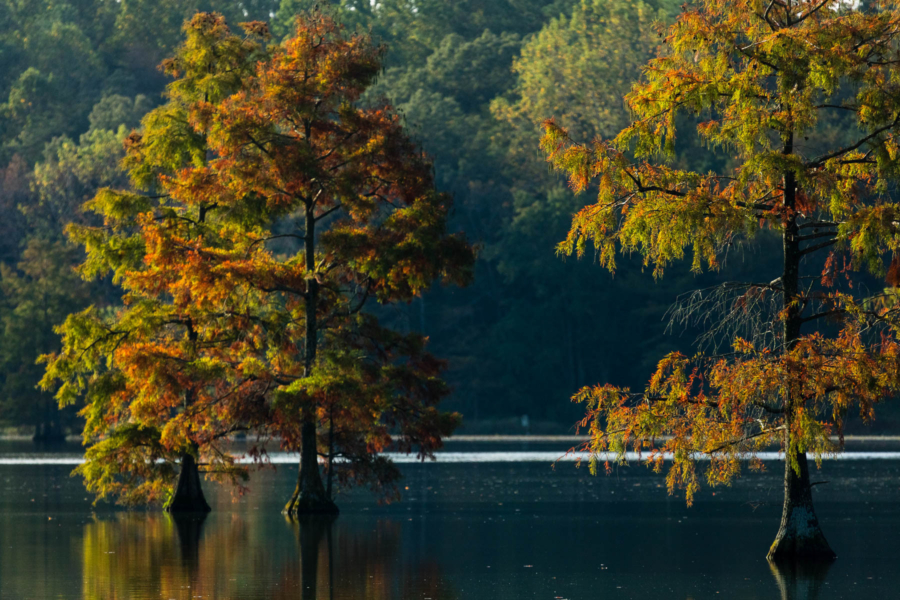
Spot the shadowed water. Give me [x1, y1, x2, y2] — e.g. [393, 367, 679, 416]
[1, 440, 899, 599]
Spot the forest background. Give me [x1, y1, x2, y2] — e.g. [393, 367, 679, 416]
[2, 0, 891, 437]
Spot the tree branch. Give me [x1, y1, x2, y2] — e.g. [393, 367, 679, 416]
[315, 203, 343, 222]
[623, 168, 686, 197]
[798, 231, 837, 242]
[247, 234, 306, 255]
[798, 221, 839, 229]
[800, 239, 837, 256]
[762, 0, 784, 31]
[751, 401, 784, 414]
[807, 115, 900, 168]
[794, 0, 831, 26]
[707, 425, 785, 454]
[802, 308, 847, 323]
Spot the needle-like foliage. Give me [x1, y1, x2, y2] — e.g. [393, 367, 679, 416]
[542, 0, 900, 560]
[40, 12, 473, 509]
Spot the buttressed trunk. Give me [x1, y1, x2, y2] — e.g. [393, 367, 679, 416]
[767, 447, 835, 562]
[284, 418, 338, 515]
[767, 151, 835, 563]
[165, 453, 211, 513]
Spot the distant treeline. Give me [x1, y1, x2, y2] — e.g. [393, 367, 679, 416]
[1, 0, 872, 438]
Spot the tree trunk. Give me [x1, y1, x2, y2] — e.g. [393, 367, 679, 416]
[165, 453, 211, 513]
[768, 449, 836, 562]
[284, 202, 337, 516]
[284, 418, 338, 515]
[769, 136, 835, 563]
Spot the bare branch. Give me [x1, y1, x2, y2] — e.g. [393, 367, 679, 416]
[794, 0, 832, 26]
[798, 231, 837, 242]
[800, 239, 837, 256]
[807, 114, 900, 168]
[802, 308, 847, 323]
[798, 221, 839, 229]
[623, 168, 686, 197]
[707, 425, 785, 454]
[315, 203, 343, 222]
[247, 234, 305, 255]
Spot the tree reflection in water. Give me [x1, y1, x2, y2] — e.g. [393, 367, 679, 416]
[171, 513, 207, 579]
[769, 560, 833, 600]
[283, 515, 336, 600]
[83, 514, 174, 600]
[81, 513, 456, 599]
[81, 512, 245, 600]
[282, 516, 456, 600]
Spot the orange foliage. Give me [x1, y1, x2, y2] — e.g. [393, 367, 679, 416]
[544, 0, 900, 505]
[41, 12, 473, 506]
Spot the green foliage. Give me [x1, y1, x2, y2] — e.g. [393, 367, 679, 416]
[377, 31, 522, 113]
[542, 0, 900, 506]
[0, 119, 125, 434]
[497, 0, 678, 141]
[0, 239, 89, 436]
[88, 94, 153, 132]
[6, 0, 886, 445]
[0, 19, 105, 161]
[274, 0, 578, 63]
[41, 13, 472, 506]
[0, 1, 161, 436]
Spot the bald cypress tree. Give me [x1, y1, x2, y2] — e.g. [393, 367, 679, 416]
[41, 12, 473, 513]
[543, 0, 900, 561]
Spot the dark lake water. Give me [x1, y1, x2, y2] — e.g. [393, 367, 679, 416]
[1, 440, 900, 599]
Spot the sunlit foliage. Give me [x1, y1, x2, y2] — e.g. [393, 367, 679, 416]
[40, 12, 473, 506]
[543, 0, 900, 504]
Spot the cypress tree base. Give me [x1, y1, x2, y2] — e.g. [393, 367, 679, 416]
[767, 452, 836, 563]
[165, 454, 211, 514]
[767, 516, 836, 563]
[283, 469, 339, 515]
[283, 419, 339, 516]
[283, 492, 340, 516]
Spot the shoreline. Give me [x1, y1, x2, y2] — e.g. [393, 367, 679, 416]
[5, 433, 900, 442]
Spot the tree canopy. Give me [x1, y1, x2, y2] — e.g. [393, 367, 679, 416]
[7, 0, 898, 442]
[40, 12, 472, 509]
[542, 0, 900, 560]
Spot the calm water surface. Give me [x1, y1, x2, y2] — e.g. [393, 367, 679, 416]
[1, 440, 899, 599]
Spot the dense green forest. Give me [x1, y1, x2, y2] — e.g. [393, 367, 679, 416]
[0, 0, 818, 437]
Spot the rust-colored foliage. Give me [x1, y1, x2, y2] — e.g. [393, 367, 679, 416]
[886, 254, 900, 287]
[543, 0, 900, 505]
[40, 12, 473, 506]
